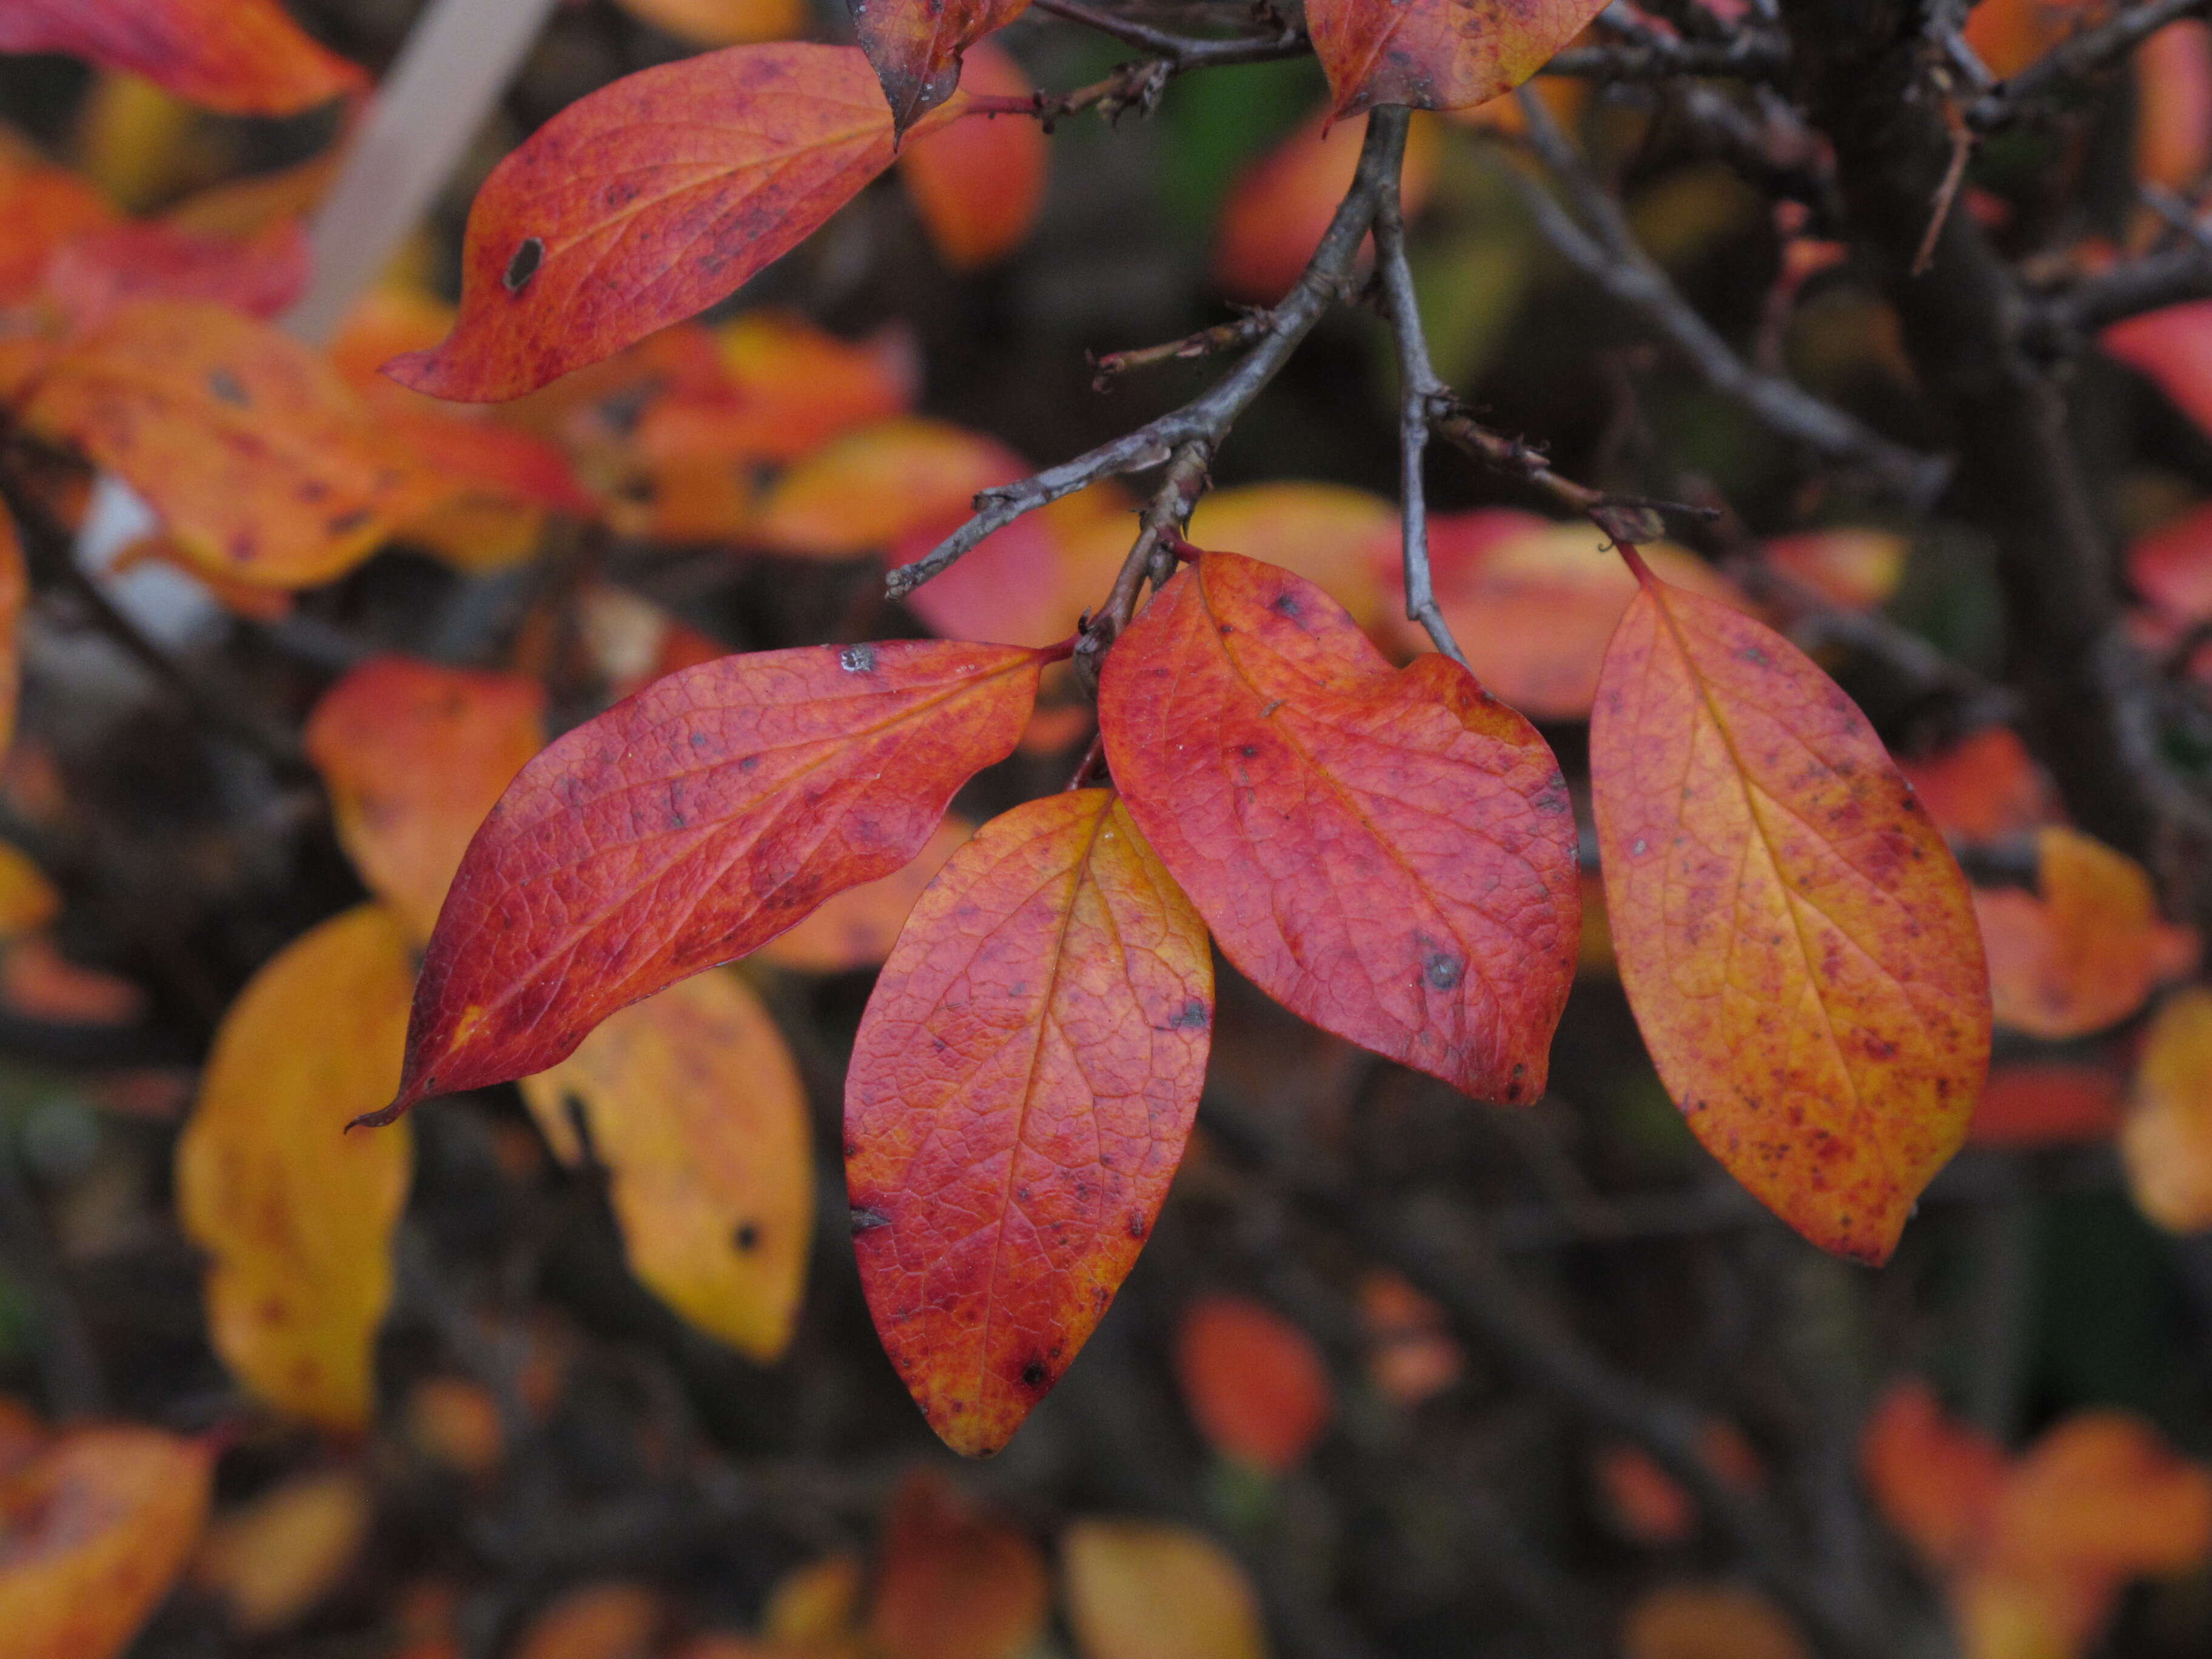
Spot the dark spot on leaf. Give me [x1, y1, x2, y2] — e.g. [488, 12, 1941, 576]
[504, 236, 545, 292]
[1424, 952, 1463, 990]
[206, 368, 249, 407]
[1127, 1210, 1148, 1239]
[1167, 998, 1209, 1031]
[839, 645, 877, 673]
[1272, 591, 1302, 618]
[740, 755, 760, 771]
[732, 1221, 759, 1252]
[1239, 744, 1259, 759]
[327, 509, 374, 537]
[850, 1205, 891, 1235]
[1021, 1358, 1049, 1390]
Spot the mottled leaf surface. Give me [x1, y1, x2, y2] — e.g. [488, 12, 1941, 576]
[0, 0, 364, 115]
[1305, 0, 1606, 118]
[520, 969, 814, 1361]
[384, 45, 964, 402]
[22, 301, 440, 588]
[375, 639, 1045, 1123]
[851, 0, 1029, 134]
[1099, 548, 1579, 1104]
[0, 1426, 213, 1659]
[305, 658, 546, 944]
[1590, 555, 1989, 1264]
[176, 905, 414, 1430]
[846, 789, 1211, 1455]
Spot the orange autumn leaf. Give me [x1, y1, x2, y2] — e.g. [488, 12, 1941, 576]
[1976, 826, 2199, 1039]
[1358, 1270, 1463, 1407]
[895, 481, 1132, 649]
[520, 968, 814, 1361]
[1590, 551, 1991, 1264]
[1214, 109, 1440, 304]
[1392, 510, 1746, 722]
[0, 840, 58, 937]
[851, 0, 1028, 136]
[190, 1468, 372, 1635]
[757, 417, 1026, 558]
[847, 789, 1211, 1455]
[0, 0, 364, 116]
[2123, 985, 2212, 1231]
[1991, 1412, 2212, 1584]
[0, 1424, 214, 1659]
[1620, 1584, 1811, 1659]
[386, 46, 966, 403]
[897, 43, 1047, 270]
[634, 310, 916, 471]
[1186, 482, 1397, 632]
[1061, 1519, 1269, 1659]
[1175, 1293, 1333, 1473]
[304, 659, 547, 945]
[0, 149, 116, 302]
[36, 218, 313, 336]
[372, 640, 1047, 1124]
[1861, 1379, 2010, 1577]
[757, 814, 972, 972]
[175, 904, 415, 1430]
[1897, 728, 2057, 844]
[514, 1582, 666, 1659]
[2136, 21, 2212, 191]
[1597, 1423, 1765, 1548]
[404, 1376, 505, 1478]
[1969, 1063, 2126, 1148]
[22, 301, 440, 588]
[0, 934, 146, 1026]
[1101, 549, 1581, 1104]
[1305, 0, 1606, 118]
[613, 0, 809, 46]
[1762, 528, 1909, 612]
[870, 1472, 1050, 1659]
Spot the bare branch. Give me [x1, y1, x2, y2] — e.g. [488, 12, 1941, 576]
[1971, 0, 2212, 129]
[1030, 0, 1305, 67]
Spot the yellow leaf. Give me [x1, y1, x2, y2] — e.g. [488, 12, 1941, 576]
[1062, 1519, 1269, 1659]
[191, 1468, 373, 1634]
[176, 903, 415, 1430]
[755, 417, 1024, 558]
[519, 969, 813, 1362]
[0, 1425, 214, 1659]
[2127, 986, 2212, 1231]
[0, 839, 59, 936]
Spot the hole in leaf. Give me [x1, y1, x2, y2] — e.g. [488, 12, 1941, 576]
[504, 236, 545, 293]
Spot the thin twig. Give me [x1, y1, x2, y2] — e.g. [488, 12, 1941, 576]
[1971, 0, 2212, 129]
[1090, 309, 1272, 387]
[1030, 0, 1305, 67]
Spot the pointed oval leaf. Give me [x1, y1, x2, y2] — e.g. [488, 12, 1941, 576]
[1175, 1293, 1333, 1473]
[894, 42, 1047, 269]
[1860, 1379, 2009, 1577]
[0, 0, 365, 116]
[304, 658, 547, 945]
[0, 1426, 213, 1659]
[2123, 985, 2212, 1233]
[175, 903, 415, 1430]
[1062, 1519, 1269, 1659]
[384, 45, 962, 403]
[519, 969, 814, 1361]
[847, 789, 1211, 1455]
[190, 1468, 373, 1636]
[376, 639, 1047, 1123]
[1099, 548, 1580, 1104]
[852, 0, 1030, 135]
[22, 301, 441, 588]
[1589, 558, 1991, 1264]
[1305, 0, 1607, 119]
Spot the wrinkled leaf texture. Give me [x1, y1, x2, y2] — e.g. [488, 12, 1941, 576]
[384, 44, 967, 402]
[1589, 549, 1989, 1264]
[1099, 547, 1580, 1104]
[520, 968, 814, 1361]
[1306, 0, 1607, 118]
[372, 639, 1047, 1124]
[851, 0, 1029, 135]
[847, 789, 1211, 1455]
[0, 0, 365, 115]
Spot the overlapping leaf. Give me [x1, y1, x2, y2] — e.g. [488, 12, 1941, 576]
[175, 903, 415, 1430]
[848, 790, 1208, 1454]
[384, 45, 965, 403]
[758, 417, 1025, 557]
[1305, 0, 1606, 118]
[520, 968, 814, 1361]
[1589, 553, 1990, 1264]
[305, 659, 547, 944]
[1214, 110, 1440, 304]
[894, 43, 1046, 269]
[21, 301, 441, 588]
[0, 0, 365, 116]
[1100, 548, 1580, 1103]
[850, 0, 1030, 136]
[1185, 483, 1397, 631]
[1896, 728, 2056, 843]
[372, 639, 1047, 1123]
[757, 814, 971, 971]
[1174, 1293, 1334, 1473]
[0, 1426, 214, 1659]
[1062, 1520, 1269, 1659]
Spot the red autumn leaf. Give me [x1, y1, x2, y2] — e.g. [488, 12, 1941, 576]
[37, 219, 312, 335]
[1589, 551, 1991, 1264]
[0, 150, 116, 303]
[850, 0, 1029, 135]
[1862, 1379, 2011, 1577]
[846, 789, 1212, 1455]
[2136, 21, 2212, 192]
[1896, 726, 2057, 844]
[383, 45, 966, 403]
[304, 659, 548, 945]
[0, 0, 365, 116]
[366, 639, 1048, 1125]
[1099, 547, 1581, 1104]
[1175, 1293, 1334, 1472]
[758, 416, 1027, 557]
[1595, 1422, 1765, 1548]
[868, 1471, 1049, 1659]
[1968, 1063, 2125, 1148]
[756, 813, 971, 971]
[1761, 528, 1909, 612]
[896, 42, 1047, 270]
[1305, 0, 1607, 119]
[2103, 301, 2212, 440]
[1213, 109, 1441, 305]
[0, 1424, 215, 1659]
